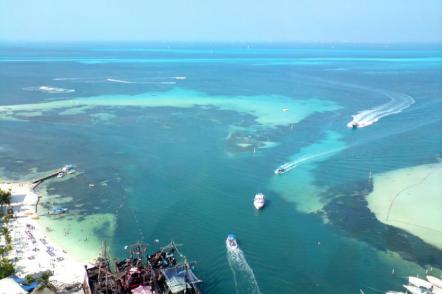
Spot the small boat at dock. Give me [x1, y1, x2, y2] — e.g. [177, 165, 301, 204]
[48, 207, 68, 215]
[403, 285, 427, 294]
[408, 277, 432, 290]
[253, 193, 265, 210]
[226, 234, 238, 251]
[427, 276, 442, 289]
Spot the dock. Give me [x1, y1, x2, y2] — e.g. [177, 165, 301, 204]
[30, 165, 76, 213]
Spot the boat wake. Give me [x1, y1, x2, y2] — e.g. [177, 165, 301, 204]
[275, 148, 342, 175]
[347, 91, 415, 128]
[106, 78, 136, 84]
[226, 247, 261, 294]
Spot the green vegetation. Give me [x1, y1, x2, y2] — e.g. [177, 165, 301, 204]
[25, 274, 36, 284]
[0, 188, 11, 214]
[0, 188, 15, 278]
[0, 258, 15, 278]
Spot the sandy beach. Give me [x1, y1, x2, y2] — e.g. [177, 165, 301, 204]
[0, 181, 87, 291]
[367, 162, 442, 250]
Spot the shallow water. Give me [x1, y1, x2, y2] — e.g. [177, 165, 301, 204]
[0, 43, 441, 293]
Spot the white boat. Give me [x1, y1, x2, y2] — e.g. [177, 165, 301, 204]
[226, 234, 238, 251]
[57, 172, 64, 178]
[253, 193, 265, 210]
[385, 292, 405, 294]
[409, 277, 432, 289]
[403, 285, 426, 294]
[274, 167, 287, 175]
[427, 276, 442, 289]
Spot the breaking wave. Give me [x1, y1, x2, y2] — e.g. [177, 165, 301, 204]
[347, 90, 415, 128]
[23, 86, 75, 94]
[227, 246, 261, 294]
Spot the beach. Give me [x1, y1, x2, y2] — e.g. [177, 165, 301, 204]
[0, 181, 87, 291]
[367, 162, 442, 250]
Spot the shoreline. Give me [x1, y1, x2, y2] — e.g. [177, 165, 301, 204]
[0, 180, 88, 288]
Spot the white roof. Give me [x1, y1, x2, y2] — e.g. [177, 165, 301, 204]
[0, 277, 27, 294]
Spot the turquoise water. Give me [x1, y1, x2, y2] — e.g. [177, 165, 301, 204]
[0, 44, 441, 293]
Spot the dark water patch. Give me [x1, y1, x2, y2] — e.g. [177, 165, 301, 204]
[323, 180, 442, 268]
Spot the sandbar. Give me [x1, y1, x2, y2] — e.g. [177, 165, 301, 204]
[367, 163, 442, 249]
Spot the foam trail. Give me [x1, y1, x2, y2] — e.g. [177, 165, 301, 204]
[227, 247, 262, 294]
[22, 86, 75, 94]
[106, 78, 136, 84]
[347, 91, 415, 128]
[276, 148, 343, 174]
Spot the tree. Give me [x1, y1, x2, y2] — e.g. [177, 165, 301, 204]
[0, 189, 11, 213]
[0, 258, 15, 279]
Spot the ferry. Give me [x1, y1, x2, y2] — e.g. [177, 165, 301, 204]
[226, 234, 239, 250]
[253, 193, 265, 210]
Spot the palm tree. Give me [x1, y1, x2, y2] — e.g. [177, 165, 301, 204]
[0, 189, 11, 213]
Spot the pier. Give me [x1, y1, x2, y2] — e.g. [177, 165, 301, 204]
[30, 165, 76, 213]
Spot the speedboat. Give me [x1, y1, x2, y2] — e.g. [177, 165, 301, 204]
[226, 234, 238, 250]
[274, 167, 287, 175]
[253, 193, 265, 210]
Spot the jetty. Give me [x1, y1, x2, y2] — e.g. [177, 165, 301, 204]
[31, 165, 76, 212]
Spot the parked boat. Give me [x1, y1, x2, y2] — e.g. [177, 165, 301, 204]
[409, 277, 432, 290]
[403, 285, 426, 294]
[48, 207, 68, 215]
[253, 193, 265, 210]
[87, 241, 201, 294]
[226, 234, 239, 251]
[427, 276, 442, 289]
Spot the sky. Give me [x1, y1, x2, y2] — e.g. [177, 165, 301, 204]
[0, 0, 441, 43]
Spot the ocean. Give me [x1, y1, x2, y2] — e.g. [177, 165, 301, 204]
[0, 43, 441, 293]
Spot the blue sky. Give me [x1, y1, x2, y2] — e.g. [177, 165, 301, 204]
[0, 0, 441, 43]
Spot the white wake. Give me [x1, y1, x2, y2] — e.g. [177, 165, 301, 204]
[227, 247, 262, 294]
[275, 148, 343, 174]
[347, 91, 415, 128]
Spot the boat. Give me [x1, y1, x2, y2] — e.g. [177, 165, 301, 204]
[253, 193, 265, 210]
[57, 172, 64, 178]
[403, 285, 427, 294]
[385, 292, 405, 294]
[427, 276, 442, 289]
[409, 277, 432, 290]
[49, 207, 68, 215]
[226, 234, 239, 250]
[274, 167, 287, 175]
[87, 241, 202, 294]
